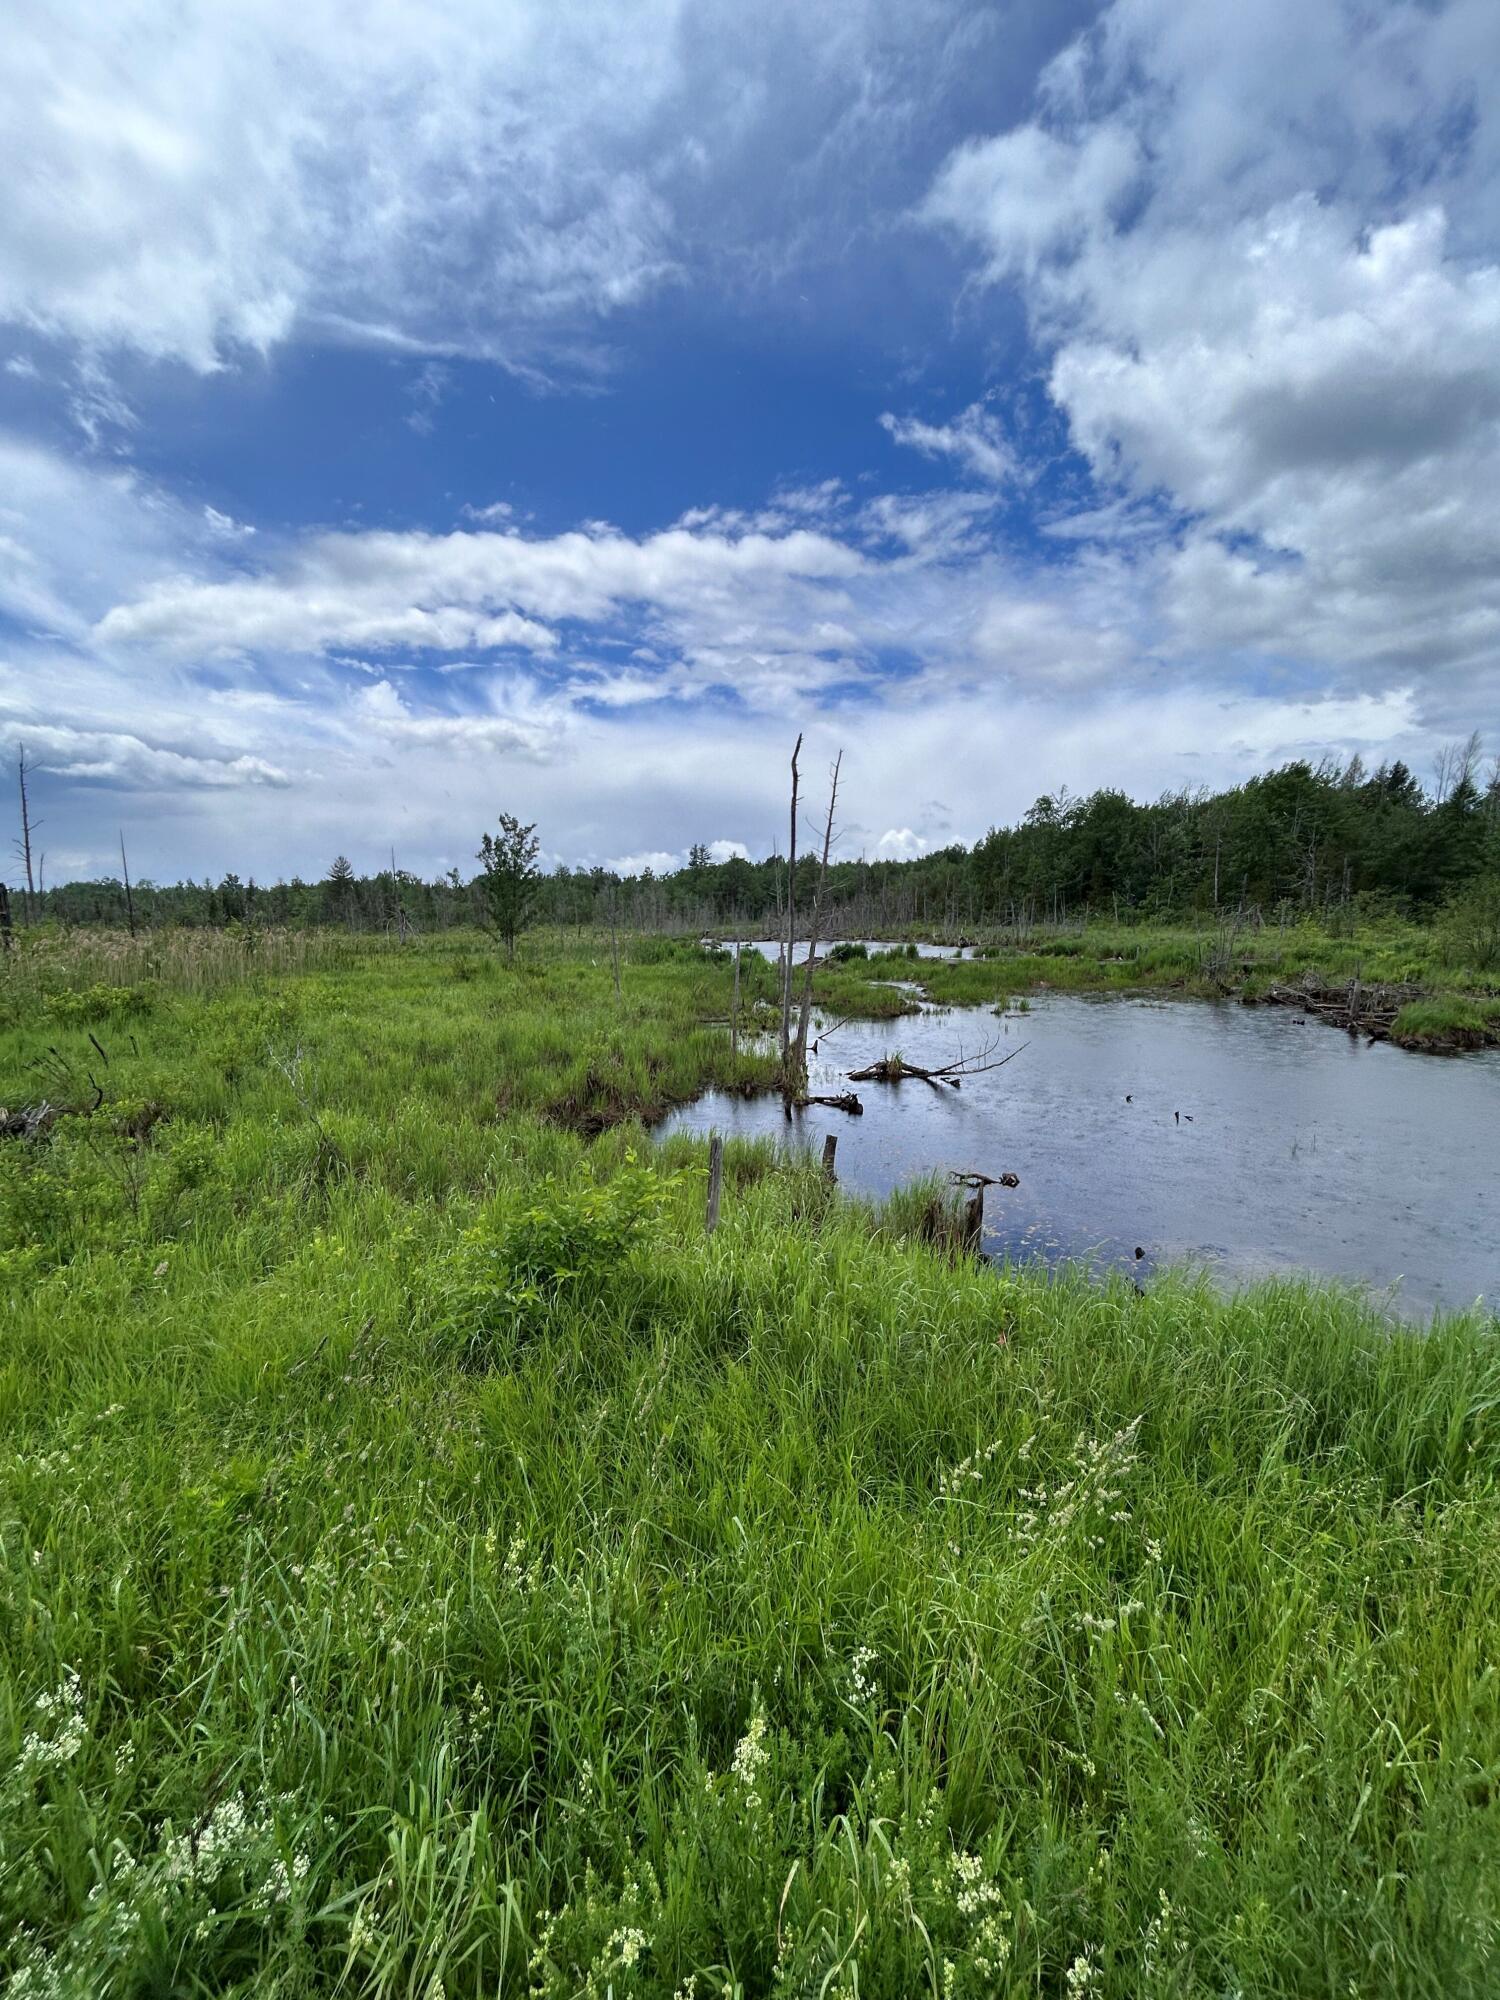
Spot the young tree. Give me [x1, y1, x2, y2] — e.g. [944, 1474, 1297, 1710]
[477, 813, 541, 960]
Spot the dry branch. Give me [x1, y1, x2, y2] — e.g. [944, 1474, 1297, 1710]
[847, 1039, 1028, 1087]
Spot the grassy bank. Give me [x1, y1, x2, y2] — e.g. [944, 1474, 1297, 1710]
[3, 932, 1499, 1997]
[808, 919, 1500, 1050]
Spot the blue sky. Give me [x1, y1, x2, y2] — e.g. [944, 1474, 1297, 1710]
[2, 0, 1497, 884]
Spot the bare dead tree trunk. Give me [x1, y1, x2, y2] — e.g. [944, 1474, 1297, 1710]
[779, 733, 802, 1067]
[15, 744, 38, 922]
[730, 941, 740, 1056]
[0, 882, 11, 952]
[793, 749, 843, 1079]
[609, 888, 622, 1004]
[119, 831, 137, 938]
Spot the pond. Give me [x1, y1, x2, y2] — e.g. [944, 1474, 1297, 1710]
[728, 938, 972, 963]
[661, 988, 1500, 1319]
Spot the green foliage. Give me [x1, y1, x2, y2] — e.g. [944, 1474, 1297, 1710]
[40, 981, 152, 1025]
[476, 811, 541, 959]
[439, 1154, 678, 1353]
[1438, 873, 1500, 971]
[1, 934, 1498, 1996]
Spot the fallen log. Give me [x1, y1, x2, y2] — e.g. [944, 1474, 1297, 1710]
[797, 1090, 864, 1115]
[847, 1041, 1028, 1088]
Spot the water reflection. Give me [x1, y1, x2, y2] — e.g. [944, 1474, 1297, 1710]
[663, 990, 1500, 1319]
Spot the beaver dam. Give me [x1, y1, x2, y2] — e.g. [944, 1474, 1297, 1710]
[663, 990, 1500, 1318]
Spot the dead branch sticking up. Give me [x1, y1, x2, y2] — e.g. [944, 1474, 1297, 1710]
[847, 1038, 1029, 1088]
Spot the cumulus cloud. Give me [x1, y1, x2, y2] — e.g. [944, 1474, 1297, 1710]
[923, 0, 1500, 700]
[874, 828, 928, 860]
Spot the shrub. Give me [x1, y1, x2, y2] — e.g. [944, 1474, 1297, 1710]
[41, 983, 154, 1026]
[438, 1154, 680, 1355]
[1437, 875, 1500, 971]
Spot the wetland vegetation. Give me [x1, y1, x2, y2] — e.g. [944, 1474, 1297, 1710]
[2, 924, 1499, 1996]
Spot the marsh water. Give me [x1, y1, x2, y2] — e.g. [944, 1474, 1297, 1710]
[664, 974, 1500, 1319]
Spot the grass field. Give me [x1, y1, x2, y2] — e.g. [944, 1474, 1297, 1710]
[3, 930, 1499, 1997]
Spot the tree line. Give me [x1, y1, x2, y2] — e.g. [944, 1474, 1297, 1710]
[9, 742, 1500, 940]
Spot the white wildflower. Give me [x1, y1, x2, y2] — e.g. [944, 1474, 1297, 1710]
[730, 1707, 770, 1807]
[847, 1645, 879, 1706]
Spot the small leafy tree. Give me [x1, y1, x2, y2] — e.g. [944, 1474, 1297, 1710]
[476, 813, 541, 960]
[1437, 873, 1500, 970]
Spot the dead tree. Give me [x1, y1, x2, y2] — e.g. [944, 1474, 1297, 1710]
[14, 744, 39, 922]
[119, 831, 137, 938]
[0, 882, 11, 951]
[792, 749, 843, 1083]
[779, 733, 802, 1067]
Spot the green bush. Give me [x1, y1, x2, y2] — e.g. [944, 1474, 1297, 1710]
[41, 982, 153, 1026]
[1437, 875, 1500, 971]
[438, 1154, 679, 1354]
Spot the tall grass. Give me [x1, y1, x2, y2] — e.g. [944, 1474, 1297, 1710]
[2, 936, 1498, 1996]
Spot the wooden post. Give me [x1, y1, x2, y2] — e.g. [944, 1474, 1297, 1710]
[705, 1133, 724, 1234]
[821, 1133, 837, 1182]
[961, 1182, 984, 1254]
[730, 943, 740, 1057]
[0, 881, 11, 951]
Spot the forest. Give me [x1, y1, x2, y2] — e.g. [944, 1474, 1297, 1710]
[18, 744, 1500, 936]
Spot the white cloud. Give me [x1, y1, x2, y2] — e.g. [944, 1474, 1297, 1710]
[0, 720, 290, 790]
[923, 121, 1140, 280]
[923, 0, 1500, 699]
[874, 827, 928, 860]
[605, 849, 681, 877]
[203, 504, 255, 539]
[0, 409, 1481, 888]
[879, 403, 1016, 483]
[0, 0, 994, 374]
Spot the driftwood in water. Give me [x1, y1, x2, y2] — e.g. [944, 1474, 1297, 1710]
[1259, 975, 1419, 1040]
[949, 1169, 1021, 1254]
[847, 1039, 1028, 1088]
[796, 1090, 864, 1115]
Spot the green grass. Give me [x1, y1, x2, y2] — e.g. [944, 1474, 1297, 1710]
[2, 930, 1499, 1996]
[811, 916, 1500, 1046]
[1390, 995, 1500, 1049]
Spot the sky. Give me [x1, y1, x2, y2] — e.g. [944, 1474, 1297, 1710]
[1, 0, 1498, 886]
